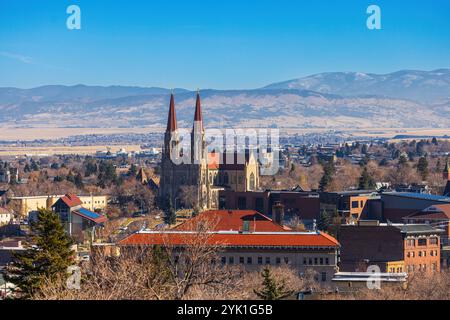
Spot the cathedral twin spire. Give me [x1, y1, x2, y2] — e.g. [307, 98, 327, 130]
[165, 91, 203, 133]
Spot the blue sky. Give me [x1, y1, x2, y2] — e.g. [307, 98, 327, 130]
[0, 0, 449, 89]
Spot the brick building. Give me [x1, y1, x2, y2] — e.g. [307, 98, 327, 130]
[119, 209, 339, 283]
[404, 204, 450, 246]
[120, 230, 339, 284]
[218, 190, 320, 225]
[339, 221, 443, 274]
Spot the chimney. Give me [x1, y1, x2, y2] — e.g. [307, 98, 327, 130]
[272, 201, 285, 225]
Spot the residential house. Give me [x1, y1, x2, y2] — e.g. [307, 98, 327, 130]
[52, 194, 107, 243]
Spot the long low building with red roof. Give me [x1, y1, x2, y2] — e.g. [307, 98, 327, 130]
[119, 228, 339, 284]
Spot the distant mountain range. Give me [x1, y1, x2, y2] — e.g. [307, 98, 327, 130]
[264, 69, 450, 104]
[0, 69, 449, 130]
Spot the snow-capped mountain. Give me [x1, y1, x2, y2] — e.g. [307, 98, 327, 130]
[0, 69, 448, 130]
[263, 69, 450, 103]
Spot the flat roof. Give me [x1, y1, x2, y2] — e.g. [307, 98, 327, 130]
[332, 272, 407, 282]
[322, 190, 377, 196]
[382, 192, 450, 202]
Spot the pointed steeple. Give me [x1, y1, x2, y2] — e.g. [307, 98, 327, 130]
[444, 158, 450, 180]
[193, 89, 203, 130]
[166, 93, 177, 132]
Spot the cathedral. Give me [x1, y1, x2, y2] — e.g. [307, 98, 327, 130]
[159, 92, 260, 210]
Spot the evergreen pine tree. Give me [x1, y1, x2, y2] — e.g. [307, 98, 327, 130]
[164, 199, 177, 226]
[128, 163, 138, 176]
[6, 208, 74, 298]
[379, 158, 388, 166]
[436, 158, 442, 173]
[319, 158, 335, 192]
[358, 167, 375, 190]
[74, 173, 84, 189]
[317, 209, 331, 231]
[23, 163, 31, 173]
[253, 266, 294, 300]
[417, 156, 429, 180]
[398, 154, 408, 167]
[432, 137, 438, 145]
[30, 159, 39, 171]
[361, 144, 368, 155]
[66, 171, 75, 183]
[327, 209, 342, 239]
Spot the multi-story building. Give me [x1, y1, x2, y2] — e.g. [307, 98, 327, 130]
[319, 190, 380, 223]
[51, 194, 107, 243]
[159, 93, 260, 210]
[218, 189, 320, 226]
[120, 230, 339, 284]
[9, 194, 108, 217]
[119, 209, 339, 284]
[404, 204, 450, 246]
[339, 221, 443, 274]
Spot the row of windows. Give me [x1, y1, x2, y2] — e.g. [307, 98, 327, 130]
[220, 257, 330, 282]
[406, 263, 437, 272]
[83, 200, 105, 205]
[219, 256, 331, 266]
[351, 200, 364, 209]
[388, 267, 403, 273]
[406, 250, 438, 258]
[221, 256, 289, 265]
[406, 237, 438, 247]
[208, 173, 245, 185]
[303, 257, 330, 266]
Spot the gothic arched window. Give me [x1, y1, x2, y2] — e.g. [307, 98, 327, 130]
[249, 173, 255, 191]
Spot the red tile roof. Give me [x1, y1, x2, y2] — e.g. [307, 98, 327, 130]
[60, 194, 82, 208]
[174, 210, 290, 232]
[119, 231, 339, 248]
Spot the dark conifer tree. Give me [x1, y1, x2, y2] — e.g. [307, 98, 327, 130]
[254, 267, 293, 300]
[6, 208, 74, 298]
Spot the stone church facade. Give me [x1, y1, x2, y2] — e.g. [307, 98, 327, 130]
[159, 93, 260, 210]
